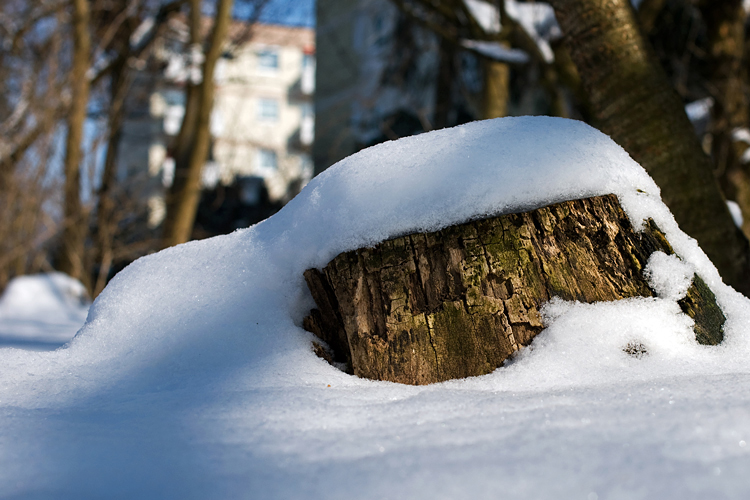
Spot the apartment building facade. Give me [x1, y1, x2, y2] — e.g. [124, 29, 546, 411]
[118, 18, 315, 228]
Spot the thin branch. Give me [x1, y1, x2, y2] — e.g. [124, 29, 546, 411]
[88, 0, 186, 84]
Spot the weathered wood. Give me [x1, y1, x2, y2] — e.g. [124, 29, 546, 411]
[677, 275, 725, 346]
[304, 194, 725, 385]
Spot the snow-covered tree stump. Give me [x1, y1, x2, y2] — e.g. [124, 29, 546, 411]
[303, 194, 725, 385]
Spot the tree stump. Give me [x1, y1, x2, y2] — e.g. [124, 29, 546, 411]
[303, 194, 725, 385]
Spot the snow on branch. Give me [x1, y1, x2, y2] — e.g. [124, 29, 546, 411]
[460, 39, 529, 64]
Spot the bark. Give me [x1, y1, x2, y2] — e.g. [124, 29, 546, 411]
[162, 0, 234, 248]
[482, 58, 510, 119]
[304, 194, 725, 385]
[678, 274, 727, 346]
[480, 0, 508, 119]
[636, 0, 667, 35]
[58, 0, 92, 290]
[550, 39, 592, 121]
[697, 0, 750, 238]
[548, 0, 750, 295]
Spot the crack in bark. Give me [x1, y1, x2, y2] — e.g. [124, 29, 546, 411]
[424, 312, 440, 376]
[304, 194, 726, 385]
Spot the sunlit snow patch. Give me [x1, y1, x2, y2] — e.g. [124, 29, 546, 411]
[0, 117, 750, 499]
[0, 273, 89, 350]
[1, 115, 748, 401]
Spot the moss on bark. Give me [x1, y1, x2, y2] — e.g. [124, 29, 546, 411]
[549, 0, 750, 294]
[304, 194, 725, 385]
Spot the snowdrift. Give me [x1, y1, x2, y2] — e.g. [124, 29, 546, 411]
[0, 272, 89, 349]
[1, 117, 749, 499]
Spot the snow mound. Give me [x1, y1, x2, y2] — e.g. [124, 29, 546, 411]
[1, 116, 750, 498]
[0, 273, 89, 346]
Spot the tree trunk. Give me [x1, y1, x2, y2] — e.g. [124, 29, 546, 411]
[303, 194, 725, 385]
[636, 0, 667, 35]
[162, 0, 233, 248]
[697, 0, 750, 239]
[548, 0, 750, 295]
[482, 58, 509, 119]
[550, 39, 593, 121]
[59, 0, 92, 290]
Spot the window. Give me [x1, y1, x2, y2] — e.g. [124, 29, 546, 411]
[258, 98, 279, 121]
[257, 48, 279, 71]
[257, 149, 278, 171]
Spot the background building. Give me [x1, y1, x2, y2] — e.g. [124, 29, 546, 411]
[118, 18, 315, 231]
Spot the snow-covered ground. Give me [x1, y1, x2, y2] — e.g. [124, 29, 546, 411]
[0, 273, 89, 351]
[1, 117, 750, 499]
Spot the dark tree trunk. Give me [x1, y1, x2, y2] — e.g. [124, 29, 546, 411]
[303, 194, 725, 385]
[636, 0, 667, 35]
[548, 0, 750, 295]
[696, 0, 750, 238]
[433, 37, 454, 130]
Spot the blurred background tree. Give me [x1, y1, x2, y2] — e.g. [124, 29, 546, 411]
[4, 0, 750, 297]
[549, 0, 750, 292]
[314, 0, 750, 293]
[0, 0, 311, 296]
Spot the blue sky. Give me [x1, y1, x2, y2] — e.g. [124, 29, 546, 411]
[235, 0, 315, 27]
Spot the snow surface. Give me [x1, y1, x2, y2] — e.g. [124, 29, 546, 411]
[461, 39, 530, 64]
[505, 0, 559, 62]
[463, 0, 558, 62]
[0, 273, 89, 350]
[2, 116, 750, 498]
[464, 0, 500, 34]
[728, 200, 744, 228]
[685, 97, 713, 123]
